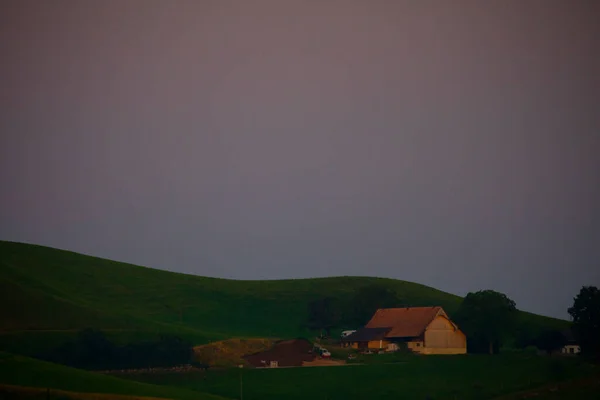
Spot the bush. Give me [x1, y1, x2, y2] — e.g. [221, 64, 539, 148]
[41, 329, 193, 370]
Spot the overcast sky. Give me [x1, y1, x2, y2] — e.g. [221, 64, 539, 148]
[1, 0, 599, 319]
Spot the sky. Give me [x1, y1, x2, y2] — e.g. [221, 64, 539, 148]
[1, 0, 599, 320]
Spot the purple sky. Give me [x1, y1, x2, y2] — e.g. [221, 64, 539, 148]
[1, 0, 599, 319]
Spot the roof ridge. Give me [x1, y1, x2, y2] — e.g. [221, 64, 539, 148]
[375, 306, 442, 312]
[365, 306, 447, 338]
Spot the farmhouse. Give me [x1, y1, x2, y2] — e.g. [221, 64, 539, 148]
[243, 338, 316, 368]
[342, 306, 467, 355]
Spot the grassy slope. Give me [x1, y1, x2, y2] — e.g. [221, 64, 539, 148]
[126, 354, 596, 400]
[0, 352, 228, 400]
[0, 240, 567, 354]
[0, 383, 171, 400]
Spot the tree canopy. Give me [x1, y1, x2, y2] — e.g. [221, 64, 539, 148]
[43, 329, 193, 370]
[306, 283, 403, 334]
[307, 296, 340, 336]
[455, 290, 517, 354]
[535, 329, 567, 355]
[568, 285, 600, 359]
[346, 284, 402, 326]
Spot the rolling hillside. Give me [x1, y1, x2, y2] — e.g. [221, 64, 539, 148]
[0, 352, 228, 400]
[0, 240, 566, 354]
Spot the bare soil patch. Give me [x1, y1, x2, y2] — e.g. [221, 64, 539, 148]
[302, 358, 347, 367]
[194, 338, 274, 367]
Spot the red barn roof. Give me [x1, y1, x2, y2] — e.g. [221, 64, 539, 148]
[365, 306, 448, 338]
[342, 327, 391, 342]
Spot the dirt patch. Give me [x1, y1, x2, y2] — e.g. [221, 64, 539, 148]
[194, 338, 274, 367]
[244, 338, 316, 367]
[302, 358, 347, 367]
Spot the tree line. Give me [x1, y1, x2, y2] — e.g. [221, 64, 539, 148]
[306, 283, 600, 359]
[457, 285, 600, 358]
[41, 329, 194, 370]
[306, 284, 407, 336]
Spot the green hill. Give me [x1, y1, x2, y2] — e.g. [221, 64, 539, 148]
[0, 240, 566, 355]
[0, 351, 228, 399]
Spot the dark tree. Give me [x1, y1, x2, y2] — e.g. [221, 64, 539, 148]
[346, 284, 401, 325]
[455, 290, 518, 354]
[307, 297, 340, 336]
[42, 329, 193, 370]
[513, 320, 538, 350]
[568, 286, 600, 359]
[536, 330, 567, 355]
[76, 328, 116, 369]
[155, 334, 194, 366]
[46, 328, 116, 369]
[78, 328, 114, 354]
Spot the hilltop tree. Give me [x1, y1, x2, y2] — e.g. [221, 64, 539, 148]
[568, 286, 600, 359]
[307, 297, 340, 337]
[513, 320, 539, 349]
[455, 290, 517, 354]
[536, 330, 567, 355]
[347, 284, 402, 326]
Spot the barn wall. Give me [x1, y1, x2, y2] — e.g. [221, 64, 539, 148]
[407, 341, 424, 353]
[561, 345, 581, 355]
[367, 339, 391, 349]
[344, 340, 390, 349]
[424, 316, 467, 352]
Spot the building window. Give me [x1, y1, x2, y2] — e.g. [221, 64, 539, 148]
[569, 348, 574, 354]
[416, 343, 421, 347]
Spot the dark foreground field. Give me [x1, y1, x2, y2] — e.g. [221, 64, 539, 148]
[0, 352, 226, 400]
[1, 350, 598, 399]
[124, 354, 597, 400]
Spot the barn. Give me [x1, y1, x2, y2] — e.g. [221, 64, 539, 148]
[342, 306, 467, 355]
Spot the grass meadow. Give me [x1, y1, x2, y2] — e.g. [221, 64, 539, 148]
[1, 241, 590, 399]
[125, 354, 597, 400]
[0, 352, 226, 400]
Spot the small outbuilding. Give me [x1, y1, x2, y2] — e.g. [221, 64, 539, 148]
[243, 338, 316, 368]
[560, 329, 581, 355]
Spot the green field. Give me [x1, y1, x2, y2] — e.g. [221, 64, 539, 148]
[2, 350, 597, 400]
[2, 350, 598, 400]
[0, 352, 228, 400]
[123, 354, 596, 400]
[0, 240, 566, 351]
[0, 240, 595, 399]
